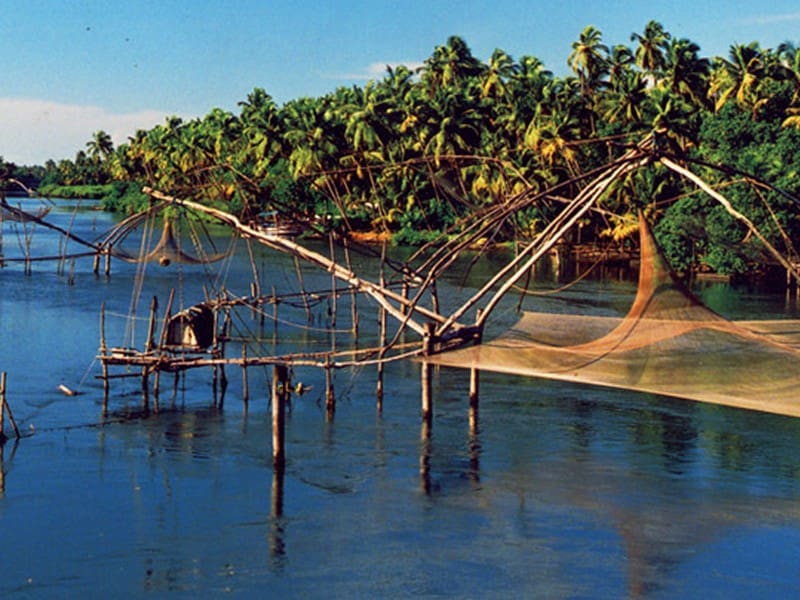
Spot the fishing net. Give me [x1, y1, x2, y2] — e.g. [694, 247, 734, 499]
[428, 217, 800, 417]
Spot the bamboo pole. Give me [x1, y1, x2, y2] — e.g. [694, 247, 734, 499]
[421, 322, 435, 426]
[325, 355, 335, 421]
[469, 310, 482, 434]
[143, 188, 442, 336]
[329, 233, 337, 328]
[376, 263, 387, 411]
[242, 344, 249, 406]
[0, 373, 20, 440]
[99, 302, 110, 412]
[660, 156, 800, 285]
[0, 371, 4, 439]
[146, 296, 159, 406]
[272, 286, 279, 344]
[271, 364, 287, 468]
[343, 238, 358, 335]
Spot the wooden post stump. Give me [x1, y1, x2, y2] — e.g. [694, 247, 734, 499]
[271, 364, 287, 469]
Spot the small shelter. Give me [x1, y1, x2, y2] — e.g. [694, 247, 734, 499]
[165, 303, 215, 350]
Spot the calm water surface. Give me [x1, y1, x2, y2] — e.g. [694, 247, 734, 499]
[1, 199, 799, 598]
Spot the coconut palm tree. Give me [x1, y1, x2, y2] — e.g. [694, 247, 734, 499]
[631, 20, 671, 77]
[662, 37, 710, 109]
[86, 129, 114, 161]
[709, 42, 765, 114]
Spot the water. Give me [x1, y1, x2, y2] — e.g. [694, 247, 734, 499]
[1, 199, 800, 598]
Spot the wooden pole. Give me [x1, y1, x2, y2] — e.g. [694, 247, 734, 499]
[146, 296, 160, 409]
[272, 287, 279, 344]
[0, 373, 20, 440]
[469, 309, 482, 435]
[329, 233, 337, 328]
[343, 239, 358, 335]
[421, 322, 435, 426]
[242, 344, 249, 407]
[271, 364, 287, 469]
[325, 355, 335, 421]
[0, 371, 5, 439]
[99, 302, 110, 413]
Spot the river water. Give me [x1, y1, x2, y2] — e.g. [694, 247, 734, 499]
[1, 199, 799, 598]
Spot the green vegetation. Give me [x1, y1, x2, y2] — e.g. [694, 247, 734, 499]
[9, 23, 800, 277]
[37, 183, 113, 199]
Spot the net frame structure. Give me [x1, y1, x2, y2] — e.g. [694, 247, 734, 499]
[426, 215, 800, 417]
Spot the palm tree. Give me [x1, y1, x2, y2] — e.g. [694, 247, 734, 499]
[606, 44, 635, 88]
[662, 38, 710, 109]
[568, 26, 609, 97]
[600, 70, 648, 125]
[86, 130, 114, 161]
[709, 42, 765, 114]
[631, 21, 671, 77]
[420, 35, 484, 94]
[568, 26, 609, 134]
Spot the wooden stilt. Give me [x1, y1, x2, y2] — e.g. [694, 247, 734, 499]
[343, 239, 358, 335]
[329, 233, 337, 328]
[376, 261, 387, 412]
[0, 373, 20, 440]
[99, 302, 110, 414]
[242, 344, 249, 407]
[325, 355, 335, 420]
[421, 322, 435, 426]
[272, 287, 279, 343]
[469, 309, 482, 435]
[0, 372, 5, 439]
[104, 248, 111, 276]
[271, 364, 287, 469]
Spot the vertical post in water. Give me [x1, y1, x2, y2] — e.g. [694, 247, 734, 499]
[0, 371, 5, 439]
[99, 302, 110, 413]
[421, 322, 435, 427]
[0, 373, 20, 440]
[272, 287, 279, 344]
[329, 233, 337, 329]
[343, 239, 358, 335]
[325, 355, 335, 421]
[375, 243, 388, 411]
[469, 310, 482, 435]
[271, 364, 287, 469]
[145, 296, 159, 410]
[242, 344, 249, 407]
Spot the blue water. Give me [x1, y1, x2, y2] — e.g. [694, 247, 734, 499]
[1, 199, 799, 598]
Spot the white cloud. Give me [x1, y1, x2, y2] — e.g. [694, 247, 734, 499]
[0, 97, 180, 165]
[327, 61, 425, 81]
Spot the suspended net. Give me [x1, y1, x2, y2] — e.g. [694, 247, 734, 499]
[112, 216, 232, 265]
[428, 216, 800, 417]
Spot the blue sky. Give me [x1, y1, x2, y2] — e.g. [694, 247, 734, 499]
[2, 0, 800, 165]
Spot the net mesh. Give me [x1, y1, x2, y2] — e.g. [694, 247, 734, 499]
[429, 217, 800, 417]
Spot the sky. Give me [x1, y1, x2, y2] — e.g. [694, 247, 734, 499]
[2, 0, 800, 165]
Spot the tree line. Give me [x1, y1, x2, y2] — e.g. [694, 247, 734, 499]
[11, 22, 800, 276]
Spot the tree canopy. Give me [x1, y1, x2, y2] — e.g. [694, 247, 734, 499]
[30, 24, 800, 277]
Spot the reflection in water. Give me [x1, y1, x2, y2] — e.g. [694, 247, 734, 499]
[2, 202, 800, 596]
[269, 466, 286, 570]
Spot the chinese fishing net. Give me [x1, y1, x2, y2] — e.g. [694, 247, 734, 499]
[428, 217, 800, 417]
